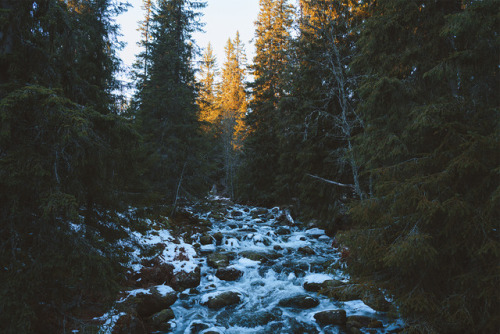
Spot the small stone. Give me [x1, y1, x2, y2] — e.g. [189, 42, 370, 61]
[273, 245, 283, 251]
[314, 309, 347, 326]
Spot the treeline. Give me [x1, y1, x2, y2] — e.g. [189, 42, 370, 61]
[236, 0, 499, 332]
[0, 0, 211, 332]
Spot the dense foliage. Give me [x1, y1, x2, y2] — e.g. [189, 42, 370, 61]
[131, 0, 209, 207]
[0, 0, 139, 332]
[1, 0, 497, 332]
[236, 0, 499, 332]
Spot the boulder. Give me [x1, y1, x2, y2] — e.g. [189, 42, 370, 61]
[276, 227, 291, 235]
[277, 294, 320, 309]
[171, 266, 201, 291]
[361, 290, 392, 312]
[113, 314, 146, 334]
[304, 279, 344, 293]
[207, 252, 230, 268]
[239, 250, 281, 262]
[346, 315, 375, 328]
[136, 260, 174, 287]
[199, 234, 213, 245]
[231, 210, 243, 217]
[133, 290, 177, 318]
[202, 291, 242, 309]
[314, 309, 347, 326]
[146, 308, 174, 331]
[216, 267, 243, 281]
[212, 232, 224, 245]
[298, 246, 316, 255]
[187, 322, 210, 333]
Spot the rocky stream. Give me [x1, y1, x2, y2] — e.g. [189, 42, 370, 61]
[100, 197, 404, 333]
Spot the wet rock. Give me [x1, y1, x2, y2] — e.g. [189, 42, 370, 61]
[362, 290, 392, 312]
[146, 308, 174, 331]
[347, 315, 375, 328]
[171, 266, 201, 291]
[136, 260, 174, 287]
[251, 208, 268, 218]
[314, 309, 347, 326]
[113, 314, 146, 334]
[277, 294, 320, 309]
[187, 322, 209, 333]
[320, 284, 363, 301]
[239, 250, 281, 262]
[303, 279, 345, 293]
[288, 318, 320, 334]
[304, 279, 335, 292]
[276, 227, 291, 235]
[216, 267, 243, 281]
[212, 232, 224, 245]
[199, 234, 213, 245]
[231, 210, 243, 217]
[239, 227, 258, 232]
[202, 291, 242, 309]
[132, 290, 177, 318]
[298, 246, 316, 255]
[273, 245, 283, 251]
[207, 252, 230, 268]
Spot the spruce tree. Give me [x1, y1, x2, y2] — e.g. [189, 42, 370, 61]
[197, 42, 220, 127]
[218, 32, 248, 198]
[133, 0, 208, 205]
[340, 1, 500, 331]
[0, 0, 137, 332]
[238, 0, 295, 204]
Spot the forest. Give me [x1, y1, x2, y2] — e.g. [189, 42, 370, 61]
[0, 0, 498, 333]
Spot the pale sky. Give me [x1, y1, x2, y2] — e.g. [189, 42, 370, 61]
[116, 0, 261, 78]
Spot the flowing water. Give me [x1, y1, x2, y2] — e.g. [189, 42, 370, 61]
[165, 202, 403, 334]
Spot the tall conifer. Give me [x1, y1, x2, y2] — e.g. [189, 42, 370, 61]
[239, 0, 295, 204]
[340, 1, 500, 331]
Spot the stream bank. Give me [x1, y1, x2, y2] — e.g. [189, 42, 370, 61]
[98, 196, 404, 333]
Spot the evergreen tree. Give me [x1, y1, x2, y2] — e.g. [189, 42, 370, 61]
[340, 1, 500, 332]
[0, 0, 138, 332]
[197, 42, 219, 127]
[218, 32, 248, 198]
[238, 0, 295, 204]
[270, 0, 367, 225]
[133, 0, 208, 206]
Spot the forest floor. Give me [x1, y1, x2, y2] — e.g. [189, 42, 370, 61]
[89, 196, 405, 333]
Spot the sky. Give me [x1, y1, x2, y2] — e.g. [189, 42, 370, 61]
[116, 0, 261, 77]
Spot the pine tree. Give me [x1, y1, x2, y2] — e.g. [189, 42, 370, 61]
[133, 0, 208, 206]
[218, 32, 248, 198]
[197, 42, 219, 127]
[238, 0, 295, 204]
[339, 1, 500, 331]
[0, 1, 137, 332]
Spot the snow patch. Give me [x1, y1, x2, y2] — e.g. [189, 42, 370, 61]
[304, 273, 333, 284]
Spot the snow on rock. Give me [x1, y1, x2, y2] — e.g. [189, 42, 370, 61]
[305, 228, 325, 236]
[304, 273, 333, 284]
[238, 257, 260, 267]
[153, 284, 175, 296]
